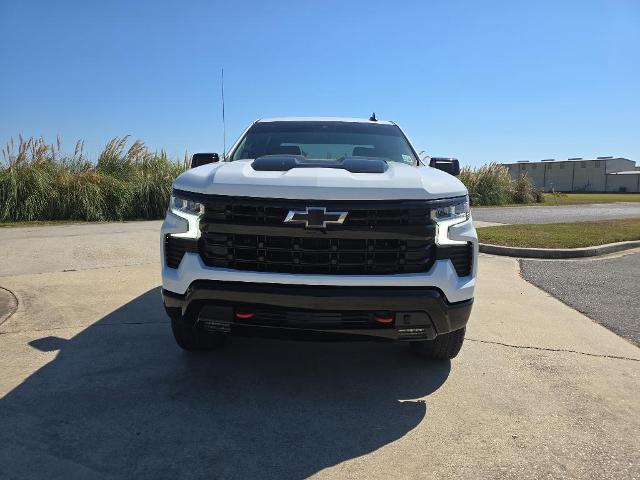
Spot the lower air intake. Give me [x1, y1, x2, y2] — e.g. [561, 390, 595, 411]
[437, 243, 473, 277]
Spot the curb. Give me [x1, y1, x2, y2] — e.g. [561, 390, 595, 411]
[479, 240, 640, 259]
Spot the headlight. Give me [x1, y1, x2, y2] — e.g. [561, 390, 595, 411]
[171, 195, 204, 216]
[431, 196, 469, 223]
[168, 193, 203, 239]
[431, 196, 470, 245]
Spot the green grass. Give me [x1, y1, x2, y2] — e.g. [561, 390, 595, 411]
[474, 193, 640, 208]
[477, 218, 640, 248]
[536, 193, 640, 206]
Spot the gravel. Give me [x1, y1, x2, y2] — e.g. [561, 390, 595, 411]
[520, 252, 640, 345]
[473, 202, 640, 225]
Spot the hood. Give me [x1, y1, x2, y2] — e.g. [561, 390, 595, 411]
[173, 160, 467, 200]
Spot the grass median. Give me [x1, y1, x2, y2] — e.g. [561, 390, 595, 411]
[477, 218, 640, 248]
[473, 193, 640, 208]
[537, 193, 640, 206]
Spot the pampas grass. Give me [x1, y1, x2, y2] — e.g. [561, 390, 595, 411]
[0, 136, 187, 221]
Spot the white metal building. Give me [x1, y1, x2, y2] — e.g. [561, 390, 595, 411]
[503, 157, 639, 192]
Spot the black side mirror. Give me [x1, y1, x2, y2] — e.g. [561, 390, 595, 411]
[191, 153, 220, 168]
[429, 157, 460, 176]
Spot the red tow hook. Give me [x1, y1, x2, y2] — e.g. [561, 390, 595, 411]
[235, 310, 255, 320]
[373, 313, 394, 325]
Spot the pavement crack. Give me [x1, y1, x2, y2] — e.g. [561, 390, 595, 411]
[52, 261, 158, 273]
[0, 261, 157, 278]
[466, 337, 640, 362]
[0, 285, 19, 326]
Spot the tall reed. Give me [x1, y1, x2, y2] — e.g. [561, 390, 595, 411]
[0, 136, 186, 221]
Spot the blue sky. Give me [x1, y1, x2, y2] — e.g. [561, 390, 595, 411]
[1, 0, 639, 166]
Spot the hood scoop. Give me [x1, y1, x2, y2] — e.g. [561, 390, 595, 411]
[251, 155, 389, 173]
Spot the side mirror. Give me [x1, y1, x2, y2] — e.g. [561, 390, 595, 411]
[191, 153, 220, 168]
[429, 157, 460, 176]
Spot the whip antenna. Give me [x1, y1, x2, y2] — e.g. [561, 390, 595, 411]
[221, 68, 226, 159]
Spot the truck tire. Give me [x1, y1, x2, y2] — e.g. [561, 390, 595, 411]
[410, 328, 466, 360]
[170, 312, 225, 351]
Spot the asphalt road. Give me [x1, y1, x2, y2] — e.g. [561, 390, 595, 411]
[521, 251, 640, 346]
[472, 202, 640, 225]
[1, 222, 639, 479]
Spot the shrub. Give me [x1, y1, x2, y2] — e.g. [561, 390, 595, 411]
[459, 162, 512, 206]
[459, 162, 542, 206]
[532, 188, 545, 203]
[1, 136, 186, 222]
[511, 174, 535, 204]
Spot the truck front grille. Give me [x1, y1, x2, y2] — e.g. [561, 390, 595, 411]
[193, 195, 438, 275]
[203, 198, 430, 227]
[200, 233, 434, 274]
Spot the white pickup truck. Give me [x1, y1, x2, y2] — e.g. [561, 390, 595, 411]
[161, 117, 477, 360]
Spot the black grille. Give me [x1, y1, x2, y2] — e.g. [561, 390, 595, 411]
[238, 308, 389, 330]
[202, 198, 430, 227]
[165, 236, 198, 268]
[189, 194, 447, 275]
[437, 243, 473, 277]
[200, 233, 433, 274]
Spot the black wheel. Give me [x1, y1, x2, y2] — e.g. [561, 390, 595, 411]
[170, 311, 226, 351]
[410, 328, 466, 360]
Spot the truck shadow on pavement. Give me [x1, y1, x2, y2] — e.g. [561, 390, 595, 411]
[1, 287, 450, 479]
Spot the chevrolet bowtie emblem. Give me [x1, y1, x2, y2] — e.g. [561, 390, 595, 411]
[284, 207, 348, 229]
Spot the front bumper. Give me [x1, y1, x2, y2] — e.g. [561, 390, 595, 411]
[163, 281, 473, 341]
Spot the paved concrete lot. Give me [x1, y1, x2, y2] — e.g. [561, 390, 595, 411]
[521, 251, 640, 345]
[0, 221, 162, 277]
[472, 202, 640, 225]
[1, 223, 639, 479]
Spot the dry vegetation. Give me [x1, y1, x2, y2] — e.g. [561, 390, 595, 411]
[0, 136, 187, 221]
[459, 162, 543, 206]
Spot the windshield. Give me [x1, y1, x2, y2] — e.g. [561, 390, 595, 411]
[230, 121, 417, 165]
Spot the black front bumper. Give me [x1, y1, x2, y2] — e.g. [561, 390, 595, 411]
[163, 281, 473, 341]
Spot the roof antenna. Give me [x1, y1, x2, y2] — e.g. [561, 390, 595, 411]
[369, 112, 377, 122]
[221, 67, 226, 159]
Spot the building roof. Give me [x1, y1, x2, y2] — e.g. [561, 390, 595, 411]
[504, 157, 632, 166]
